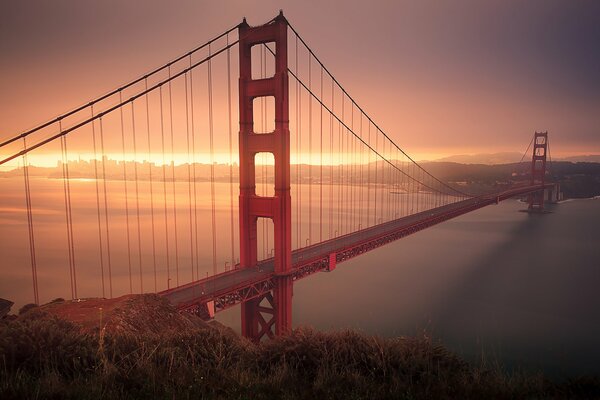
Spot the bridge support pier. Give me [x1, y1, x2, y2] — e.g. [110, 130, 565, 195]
[238, 13, 292, 342]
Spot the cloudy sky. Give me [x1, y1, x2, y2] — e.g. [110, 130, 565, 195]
[1, 0, 598, 160]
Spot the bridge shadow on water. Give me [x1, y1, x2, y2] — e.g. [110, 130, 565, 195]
[426, 201, 600, 378]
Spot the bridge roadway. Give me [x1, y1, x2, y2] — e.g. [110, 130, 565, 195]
[160, 184, 551, 316]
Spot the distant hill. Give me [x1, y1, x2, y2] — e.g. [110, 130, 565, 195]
[430, 153, 600, 165]
[558, 155, 600, 163]
[431, 152, 523, 165]
[420, 160, 600, 198]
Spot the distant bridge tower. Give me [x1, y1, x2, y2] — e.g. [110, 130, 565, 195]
[238, 13, 292, 341]
[528, 131, 548, 211]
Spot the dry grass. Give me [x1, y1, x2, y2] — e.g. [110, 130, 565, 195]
[0, 305, 598, 399]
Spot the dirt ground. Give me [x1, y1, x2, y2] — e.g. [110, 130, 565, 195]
[35, 294, 212, 335]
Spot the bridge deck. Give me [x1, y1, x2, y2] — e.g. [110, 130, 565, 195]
[160, 184, 551, 315]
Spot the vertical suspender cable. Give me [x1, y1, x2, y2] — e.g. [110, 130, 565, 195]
[341, 97, 346, 234]
[145, 78, 158, 292]
[99, 117, 113, 297]
[184, 71, 195, 280]
[131, 102, 143, 292]
[400, 157, 409, 217]
[159, 86, 171, 289]
[119, 91, 133, 294]
[307, 52, 312, 245]
[348, 106, 352, 230]
[350, 104, 354, 230]
[397, 149, 401, 217]
[392, 149, 397, 218]
[417, 166, 421, 214]
[382, 137, 386, 221]
[65, 135, 77, 298]
[90, 106, 106, 298]
[298, 42, 303, 248]
[397, 149, 402, 216]
[168, 66, 180, 285]
[329, 76, 334, 238]
[60, 125, 76, 299]
[295, 35, 300, 249]
[381, 138, 387, 221]
[189, 57, 200, 280]
[59, 128, 73, 299]
[408, 162, 415, 215]
[427, 171, 430, 210]
[413, 162, 417, 213]
[374, 130, 378, 225]
[22, 138, 39, 304]
[337, 114, 342, 236]
[227, 35, 235, 268]
[405, 158, 409, 212]
[359, 112, 363, 229]
[340, 121, 344, 234]
[367, 121, 371, 226]
[319, 66, 323, 242]
[208, 43, 218, 276]
[389, 148, 394, 217]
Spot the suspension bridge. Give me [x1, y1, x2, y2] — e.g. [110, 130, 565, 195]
[0, 12, 556, 341]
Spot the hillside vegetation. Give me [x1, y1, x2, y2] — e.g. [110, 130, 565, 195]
[1, 295, 598, 399]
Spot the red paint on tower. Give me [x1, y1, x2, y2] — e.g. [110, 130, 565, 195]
[238, 12, 292, 341]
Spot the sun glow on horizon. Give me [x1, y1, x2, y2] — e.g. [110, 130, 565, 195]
[0, 151, 436, 171]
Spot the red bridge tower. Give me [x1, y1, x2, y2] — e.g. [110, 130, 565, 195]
[528, 131, 548, 211]
[238, 13, 292, 341]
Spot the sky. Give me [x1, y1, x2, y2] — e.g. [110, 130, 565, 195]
[1, 0, 599, 163]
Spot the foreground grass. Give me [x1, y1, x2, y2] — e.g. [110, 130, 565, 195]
[1, 312, 599, 399]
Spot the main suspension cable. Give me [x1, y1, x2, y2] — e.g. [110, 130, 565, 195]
[1, 40, 240, 166]
[286, 66, 455, 197]
[283, 23, 472, 198]
[262, 41, 465, 200]
[0, 24, 240, 149]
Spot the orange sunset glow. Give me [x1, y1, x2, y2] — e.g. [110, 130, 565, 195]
[1, 1, 598, 164]
[1, 1, 600, 397]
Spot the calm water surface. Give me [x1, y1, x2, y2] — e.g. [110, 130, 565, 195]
[1, 176, 598, 376]
[219, 197, 600, 376]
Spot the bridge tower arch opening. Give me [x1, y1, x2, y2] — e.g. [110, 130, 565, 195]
[238, 12, 292, 342]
